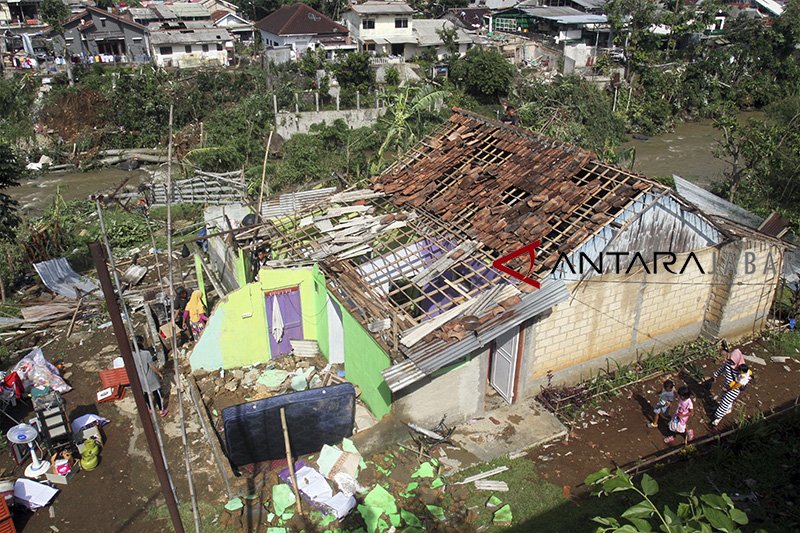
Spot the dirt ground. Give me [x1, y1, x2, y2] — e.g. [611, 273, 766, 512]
[1, 255, 224, 533]
[4, 256, 798, 533]
[532, 337, 800, 490]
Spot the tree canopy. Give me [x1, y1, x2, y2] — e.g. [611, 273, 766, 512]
[451, 47, 514, 103]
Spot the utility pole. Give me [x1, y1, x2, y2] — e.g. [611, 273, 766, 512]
[89, 242, 186, 533]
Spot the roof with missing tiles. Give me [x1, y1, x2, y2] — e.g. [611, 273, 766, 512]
[372, 108, 660, 276]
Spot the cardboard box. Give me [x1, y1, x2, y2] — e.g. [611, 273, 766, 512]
[45, 468, 76, 485]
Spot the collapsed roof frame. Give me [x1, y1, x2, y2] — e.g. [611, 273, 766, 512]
[241, 192, 514, 358]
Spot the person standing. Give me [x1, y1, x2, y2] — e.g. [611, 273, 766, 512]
[132, 336, 167, 417]
[664, 386, 694, 444]
[705, 345, 753, 426]
[252, 247, 269, 282]
[649, 379, 675, 428]
[183, 290, 208, 341]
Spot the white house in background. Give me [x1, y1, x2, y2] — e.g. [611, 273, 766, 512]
[149, 26, 233, 68]
[213, 10, 254, 42]
[342, 0, 472, 60]
[342, 0, 415, 55]
[255, 3, 355, 58]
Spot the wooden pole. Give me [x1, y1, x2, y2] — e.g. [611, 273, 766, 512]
[280, 407, 303, 516]
[166, 103, 202, 533]
[256, 131, 274, 217]
[89, 242, 185, 533]
[65, 297, 83, 338]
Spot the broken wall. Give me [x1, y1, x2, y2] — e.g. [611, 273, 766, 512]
[392, 349, 486, 426]
[190, 266, 327, 369]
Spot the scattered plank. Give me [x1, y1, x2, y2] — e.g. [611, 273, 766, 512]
[474, 480, 509, 492]
[455, 466, 509, 485]
[744, 354, 767, 366]
[290, 340, 319, 358]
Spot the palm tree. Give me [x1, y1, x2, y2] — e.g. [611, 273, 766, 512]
[372, 85, 449, 173]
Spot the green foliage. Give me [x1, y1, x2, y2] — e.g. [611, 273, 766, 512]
[450, 47, 514, 103]
[186, 94, 273, 172]
[384, 66, 400, 87]
[39, 0, 70, 33]
[587, 468, 755, 533]
[515, 75, 625, 156]
[269, 120, 380, 192]
[0, 143, 23, 240]
[713, 95, 800, 226]
[0, 75, 38, 142]
[374, 85, 449, 171]
[332, 52, 375, 91]
[104, 68, 173, 148]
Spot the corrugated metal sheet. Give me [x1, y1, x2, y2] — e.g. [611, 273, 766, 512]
[33, 258, 100, 300]
[673, 175, 763, 230]
[383, 278, 569, 392]
[261, 187, 337, 220]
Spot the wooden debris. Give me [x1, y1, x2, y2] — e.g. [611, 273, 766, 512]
[290, 340, 319, 358]
[474, 480, 509, 492]
[455, 466, 509, 485]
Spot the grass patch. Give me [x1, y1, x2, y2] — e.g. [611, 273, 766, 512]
[759, 329, 800, 359]
[146, 501, 238, 533]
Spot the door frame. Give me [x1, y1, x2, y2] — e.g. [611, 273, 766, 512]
[488, 325, 524, 404]
[264, 285, 303, 358]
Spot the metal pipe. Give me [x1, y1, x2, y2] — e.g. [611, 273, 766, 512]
[89, 241, 186, 533]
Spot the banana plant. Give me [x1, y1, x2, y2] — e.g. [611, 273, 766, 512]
[371, 85, 450, 174]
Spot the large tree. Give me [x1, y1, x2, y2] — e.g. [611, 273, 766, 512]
[40, 0, 74, 86]
[450, 47, 513, 103]
[714, 96, 800, 223]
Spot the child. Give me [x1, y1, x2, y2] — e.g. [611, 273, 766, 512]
[650, 379, 675, 427]
[664, 386, 694, 444]
[711, 364, 752, 427]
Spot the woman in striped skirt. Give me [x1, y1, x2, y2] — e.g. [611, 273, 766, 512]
[705, 347, 753, 426]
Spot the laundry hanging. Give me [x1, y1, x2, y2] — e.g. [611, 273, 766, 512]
[271, 296, 285, 343]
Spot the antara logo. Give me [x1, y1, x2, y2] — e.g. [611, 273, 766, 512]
[492, 241, 541, 289]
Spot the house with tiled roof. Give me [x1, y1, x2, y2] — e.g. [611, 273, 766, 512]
[187, 109, 784, 427]
[59, 5, 149, 62]
[254, 3, 355, 58]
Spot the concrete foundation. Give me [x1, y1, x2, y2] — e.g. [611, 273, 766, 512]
[275, 107, 386, 138]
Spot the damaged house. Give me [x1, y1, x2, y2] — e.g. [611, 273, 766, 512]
[189, 109, 783, 425]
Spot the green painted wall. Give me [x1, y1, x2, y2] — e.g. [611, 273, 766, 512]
[235, 249, 248, 287]
[190, 266, 324, 370]
[189, 264, 393, 420]
[339, 305, 392, 419]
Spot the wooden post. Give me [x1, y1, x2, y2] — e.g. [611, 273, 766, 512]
[294, 92, 299, 113]
[336, 93, 340, 111]
[280, 407, 303, 516]
[65, 297, 83, 338]
[315, 92, 319, 112]
[273, 94, 278, 117]
[257, 131, 274, 216]
[356, 90, 360, 110]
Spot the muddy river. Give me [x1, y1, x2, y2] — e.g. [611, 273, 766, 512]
[622, 112, 763, 187]
[10, 167, 150, 215]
